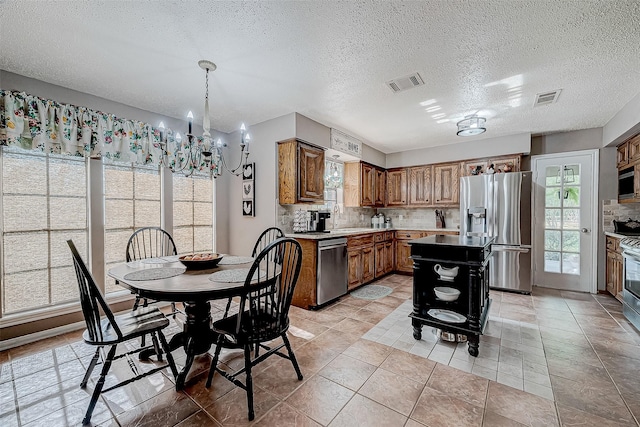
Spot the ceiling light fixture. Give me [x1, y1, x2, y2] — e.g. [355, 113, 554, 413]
[159, 60, 250, 177]
[456, 114, 486, 137]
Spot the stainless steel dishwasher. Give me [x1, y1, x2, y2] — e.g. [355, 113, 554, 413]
[317, 237, 348, 305]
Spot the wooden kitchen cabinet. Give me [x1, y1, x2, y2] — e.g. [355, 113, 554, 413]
[344, 162, 385, 207]
[347, 248, 362, 290]
[408, 165, 432, 206]
[629, 134, 640, 164]
[374, 168, 386, 206]
[461, 154, 522, 176]
[291, 239, 318, 309]
[387, 168, 407, 206]
[605, 235, 624, 302]
[617, 142, 630, 168]
[394, 231, 423, 273]
[347, 234, 375, 290]
[278, 139, 325, 204]
[362, 246, 375, 283]
[374, 232, 394, 279]
[433, 163, 461, 205]
[618, 133, 640, 203]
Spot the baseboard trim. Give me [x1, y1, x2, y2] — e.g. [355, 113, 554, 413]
[0, 320, 85, 352]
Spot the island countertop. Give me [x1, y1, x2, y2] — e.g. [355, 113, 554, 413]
[408, 235, 494, 248]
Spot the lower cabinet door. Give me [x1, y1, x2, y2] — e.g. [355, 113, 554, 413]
[375, 243, 385, 277]
[396, 241, 413, 273]
[348, 249, 362, 290]
[362, 246, 375, 283]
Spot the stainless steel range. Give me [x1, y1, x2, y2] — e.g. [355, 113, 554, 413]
[619, 237, 640, 331]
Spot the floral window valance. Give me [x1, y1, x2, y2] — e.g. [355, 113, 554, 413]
[0, 89, 208, 172]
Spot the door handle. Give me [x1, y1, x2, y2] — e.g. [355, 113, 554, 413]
[581, 228, 590, 233]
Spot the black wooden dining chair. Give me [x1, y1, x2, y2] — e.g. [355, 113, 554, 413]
[251, 227, 284, 257]
[205, 237, 303, 421]
[126, 227, 180, 316]
[67, 240, 178, 426]
[222, 227, 285, 318]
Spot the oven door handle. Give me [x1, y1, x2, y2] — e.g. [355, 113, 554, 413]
[622, 250, 640, 263]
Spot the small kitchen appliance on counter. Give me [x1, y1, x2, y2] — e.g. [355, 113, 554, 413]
[316, 211, 331, 232]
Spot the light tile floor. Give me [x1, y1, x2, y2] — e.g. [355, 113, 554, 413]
[363, 298, 554, 400]
[1, 274, 639, 426]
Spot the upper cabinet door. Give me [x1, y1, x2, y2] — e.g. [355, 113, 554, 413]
[297, 142, 325, 202]
[433, 163, 460, 205]
[408, 165, 432, 206]
[374, 168, 386, 207]
[361, 163, 375, 206]
[617, 142, 630, 168]
[629, 135, 640, 163]
[387, 168, 407, 206]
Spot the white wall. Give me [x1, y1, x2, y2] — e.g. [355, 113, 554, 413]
[225, 113, 296, 255]
[295, 113, 330, 148]
[385, 133, 531, 168]
[603, 92, 640, 147]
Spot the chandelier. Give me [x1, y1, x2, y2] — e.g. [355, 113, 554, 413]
[158, 60, 250, 177]
[456, 114, 486, 136]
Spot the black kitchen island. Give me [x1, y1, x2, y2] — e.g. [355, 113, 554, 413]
[408, 235, 493, 356]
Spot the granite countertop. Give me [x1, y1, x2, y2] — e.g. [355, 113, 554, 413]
[605, 231, 640, 239]
[408, 235, 495, 248]
[286, 227, 460, 240]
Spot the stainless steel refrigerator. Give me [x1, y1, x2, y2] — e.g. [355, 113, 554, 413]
[460, 172, 532, 293]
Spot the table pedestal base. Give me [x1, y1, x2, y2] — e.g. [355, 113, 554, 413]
[168, 301, 217, 390]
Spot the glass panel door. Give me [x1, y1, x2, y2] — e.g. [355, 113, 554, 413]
[543, 164, 580, 274]
[533, 152, 595, 292]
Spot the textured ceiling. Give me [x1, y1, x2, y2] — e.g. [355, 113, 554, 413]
[1, 1, 639, 153]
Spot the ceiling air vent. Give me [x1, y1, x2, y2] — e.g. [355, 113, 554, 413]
[534, 89, 562, 106]
[386, 72, 425, 93]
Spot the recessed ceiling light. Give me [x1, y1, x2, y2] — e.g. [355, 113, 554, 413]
[432, 113, 446, 119]
[425, 106, 441, 112]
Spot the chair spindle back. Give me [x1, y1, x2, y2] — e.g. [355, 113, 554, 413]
[239, 237, 302, 342]
[68, 240, 122, 342]
[126, 227, 177, 262]
[251, 227, 284, 258]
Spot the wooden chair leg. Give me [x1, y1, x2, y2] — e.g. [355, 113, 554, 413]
[244, 344, 255, 421]
[83, 345, 116, 425]
[156, 331, 178, 379]
[171, 302, 177, 318]
[80, 348, 101, 388]
[282, 333, 303, 380]
[206, 335, 224, 388]
[151, 333, 163, 361]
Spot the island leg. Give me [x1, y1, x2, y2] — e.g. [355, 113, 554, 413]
[412, 317, 423, 340]
[468, 335, 479, 357]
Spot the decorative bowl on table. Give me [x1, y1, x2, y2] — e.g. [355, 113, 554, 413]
[434, 286, 461, 302]
[178, 253, 223, 270]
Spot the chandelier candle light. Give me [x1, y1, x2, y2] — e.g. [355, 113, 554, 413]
[158, 59, 251, 177]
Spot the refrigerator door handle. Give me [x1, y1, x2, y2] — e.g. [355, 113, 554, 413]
[492, 245, 530, 253]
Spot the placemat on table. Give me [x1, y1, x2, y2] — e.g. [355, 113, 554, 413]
[217, 256, 255, 265]
[208, 268, 265, 283]
[140, 255, 180, 264]
[123, 267, 185, 281]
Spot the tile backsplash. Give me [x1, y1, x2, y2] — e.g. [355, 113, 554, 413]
[602, 199, 640, 232]
[277, 204, 460, 232]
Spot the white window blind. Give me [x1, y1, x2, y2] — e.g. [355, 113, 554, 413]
[173, 174, 213, 254]
[103, 162, 161, 294]
[1, 148, 88, 314]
